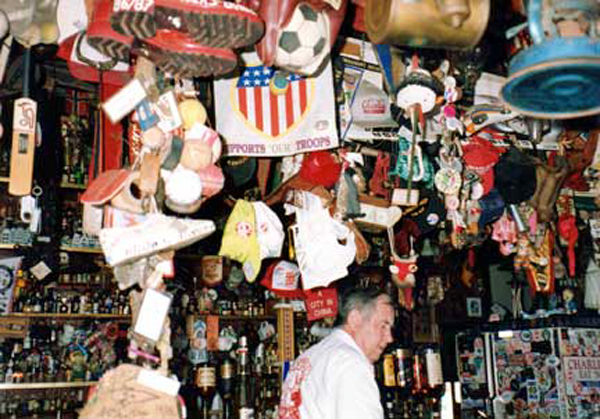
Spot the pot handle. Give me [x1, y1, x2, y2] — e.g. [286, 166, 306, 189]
[527, 0, 544, 44]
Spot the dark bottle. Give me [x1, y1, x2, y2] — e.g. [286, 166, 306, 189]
[381, 352, 397, 418]
[219, 357, 236, 419]
[196, 354, 217, 419]
[411, 351, 428, 417]
[235, 336, 254, 419]
[59, 296, 70, 313]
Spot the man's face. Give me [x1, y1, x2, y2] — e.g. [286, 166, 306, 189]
[354, 296, 395, 364]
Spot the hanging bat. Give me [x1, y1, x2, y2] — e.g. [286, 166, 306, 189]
[9, 48, 36, 196]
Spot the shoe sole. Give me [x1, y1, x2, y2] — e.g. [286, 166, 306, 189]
[153, 49, 237, 78]
[111, 10, 156, 39]
[109, 1, 263, 51]
[153, 2, 263, 49]
[87, 36, 131, 62]
[143, 32, 238, 78]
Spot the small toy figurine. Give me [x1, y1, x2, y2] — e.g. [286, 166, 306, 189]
[563, 288, 578, 314]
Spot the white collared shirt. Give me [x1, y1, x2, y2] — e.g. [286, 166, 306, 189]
[279, 328, 384, 419]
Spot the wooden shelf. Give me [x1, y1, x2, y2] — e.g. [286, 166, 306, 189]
[0, 381, 97, 390]
[195, 313, 276, 321]
[0, 245, 103, 253]
[59, 182, 87, 190]
[59, 246, 103, 254]
[3, 313, 130, 320]
[0, 178, 86, 190]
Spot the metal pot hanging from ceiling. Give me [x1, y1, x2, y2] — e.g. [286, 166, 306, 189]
[364, 0, 490, 50]
[501, 0, 600, 119]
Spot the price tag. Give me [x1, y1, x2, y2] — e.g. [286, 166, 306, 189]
[134, 288, 172, 343]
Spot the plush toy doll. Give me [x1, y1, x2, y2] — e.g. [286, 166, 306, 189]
[255, 0, 348, 75]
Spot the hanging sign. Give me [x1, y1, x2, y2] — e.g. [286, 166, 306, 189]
[304, 287, 338, 321]
[564, 356, 600, 396]
[214, 51, 338, 156]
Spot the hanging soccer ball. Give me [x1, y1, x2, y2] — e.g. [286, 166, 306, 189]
[275, 3, 330, 76]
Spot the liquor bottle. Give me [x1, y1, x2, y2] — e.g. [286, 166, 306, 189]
[411, 350, 428, 417]
[381, 352, 397, 418]
[196, 354, 217, 419]
[395, 348, 412, 418]
[424, 347, 444, 418]
[219, 357, 236, 419]
[235, 336, 254, 419]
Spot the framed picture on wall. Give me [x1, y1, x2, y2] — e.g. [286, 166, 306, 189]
[467, 297, 483, 318]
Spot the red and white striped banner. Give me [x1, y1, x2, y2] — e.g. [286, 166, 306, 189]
[214, 52, 338, 156]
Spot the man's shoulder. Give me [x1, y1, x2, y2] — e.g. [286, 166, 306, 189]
[308, 330, 368, 366]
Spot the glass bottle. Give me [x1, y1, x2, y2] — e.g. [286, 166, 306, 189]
[219, 357, 236, 419]
[196, 353, 217, 419]
[395, 348, 412, 417]
[235, 336, 254, 419]
[424, 347, 444, 418]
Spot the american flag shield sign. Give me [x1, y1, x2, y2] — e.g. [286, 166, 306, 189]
[214, 52, 338, 157]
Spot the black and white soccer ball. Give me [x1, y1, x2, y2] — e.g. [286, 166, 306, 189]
[275, 3, 330, 76]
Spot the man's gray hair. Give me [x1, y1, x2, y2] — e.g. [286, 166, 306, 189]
[336, 287, 391, 326]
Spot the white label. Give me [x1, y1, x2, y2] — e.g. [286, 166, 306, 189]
[30, 261, 51, 280]
[391, 188, 419, 206]
[102, 78, 147, 124]
[114, 0, 154, 12]
[196, 367, 216, 387]
[14, 98, 37, 135]
[137, 369, 181, 396]
[239, 408, 255, 419]
[590, 219, 600, 239]
[425, 351, 443, 386]
[153, 90, 182, 133]
[134, 288, 172, 342]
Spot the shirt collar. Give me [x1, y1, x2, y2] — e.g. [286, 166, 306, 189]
[333, 328, 372, 365]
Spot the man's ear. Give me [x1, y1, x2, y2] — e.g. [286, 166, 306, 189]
[346, 309, 363, 331]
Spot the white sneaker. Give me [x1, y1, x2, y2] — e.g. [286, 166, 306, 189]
[100, 214, 215, 266]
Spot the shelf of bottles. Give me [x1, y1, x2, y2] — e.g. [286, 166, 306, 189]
[171, 271, 284, 419]
[377, 344, 446, 419]
[184, 335, 282, 419]
[0, 266, 130, 417]
[0, 382, 89, 418]
[9, 270, 131, 317]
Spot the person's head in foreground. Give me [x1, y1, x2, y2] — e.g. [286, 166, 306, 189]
[337, 287, 395, 364]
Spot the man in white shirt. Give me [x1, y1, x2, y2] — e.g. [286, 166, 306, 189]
[279, 287, 395, 419]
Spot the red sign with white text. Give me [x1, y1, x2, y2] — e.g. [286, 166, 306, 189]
[304, 287, 338, 321]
